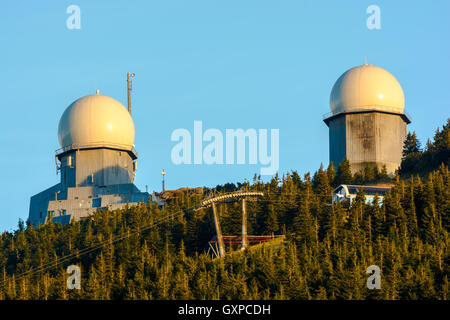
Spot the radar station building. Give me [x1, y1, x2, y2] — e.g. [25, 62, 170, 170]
[29, 93, 151, 225]
[324, 64, 411, 175]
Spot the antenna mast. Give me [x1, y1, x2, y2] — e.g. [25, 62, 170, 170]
[161, 169, 166, 192]
[127, 72, 135, 115]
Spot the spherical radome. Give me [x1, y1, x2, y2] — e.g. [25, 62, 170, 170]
[58, 94, 135, 149]
[330, 64, 405, 115]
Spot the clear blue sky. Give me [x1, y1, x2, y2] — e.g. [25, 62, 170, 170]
[0, 0, 449, 231]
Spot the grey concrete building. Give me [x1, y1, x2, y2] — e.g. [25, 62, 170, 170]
[29, 93, 155, 225]
[324, 64, 411, 175]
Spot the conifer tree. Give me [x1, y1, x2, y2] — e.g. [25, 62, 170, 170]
[335, 158, 353, 185]
[327, 162, 335, 186]
[403, 132, 422, 157]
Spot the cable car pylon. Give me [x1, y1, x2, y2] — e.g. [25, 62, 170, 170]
[196, 191, 264, 258]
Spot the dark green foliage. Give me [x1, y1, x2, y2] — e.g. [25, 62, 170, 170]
[403, 132, 422, 157]
[326, 162, 335, 186]
[0, 164, 448, 300]
[400, 119, 450, 175]
[335, 158, 353, 186]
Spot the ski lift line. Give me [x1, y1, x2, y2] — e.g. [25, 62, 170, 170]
[0, 211, 188, 289]
[1, 212, 181, 288]
[1, 196, 313, 287]
[0, 207, 193, 289]
[13, 191, 249, 281]
[0, 190, 325, 289]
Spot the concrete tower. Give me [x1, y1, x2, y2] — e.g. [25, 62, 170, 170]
[29, 93, 151, 225]
[323, 64, 411, 175]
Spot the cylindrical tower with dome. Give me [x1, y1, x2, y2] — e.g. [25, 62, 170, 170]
[324, 64, 411, 176]
[29, 92, 151, 226]
[56, 94, 137, 188]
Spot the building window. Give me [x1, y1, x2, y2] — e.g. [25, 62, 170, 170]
[92, 198, 101, 208]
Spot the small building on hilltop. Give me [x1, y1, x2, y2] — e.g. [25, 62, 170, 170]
[332, 184, 392, 205]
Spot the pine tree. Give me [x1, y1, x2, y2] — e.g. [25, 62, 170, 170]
[312, 164, 331, 202]
[335, 158, 353, 185]
[327, 162, 336, 186]
[403, 132, 422, 157]
[266, 205, 279, 234]
[379, 164, 390, 180]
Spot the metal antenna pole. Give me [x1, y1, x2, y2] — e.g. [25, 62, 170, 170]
[127, 72, 135, 115]
[161, 169, 166, 192]
[241, 198, 248, 250]
[212, 202, 225, 257]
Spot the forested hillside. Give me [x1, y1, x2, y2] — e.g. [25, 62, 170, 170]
[0, 121, 448, 300]
[400, 119, 449, 176]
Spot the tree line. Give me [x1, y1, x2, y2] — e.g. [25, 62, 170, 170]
[0, 120, 448, 300]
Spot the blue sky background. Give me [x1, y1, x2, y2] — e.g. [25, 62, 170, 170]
[0, 0, 449, 231]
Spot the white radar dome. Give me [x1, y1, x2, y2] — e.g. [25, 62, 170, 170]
[330, 64, 405, 115]
[58, 94, 135, 150]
